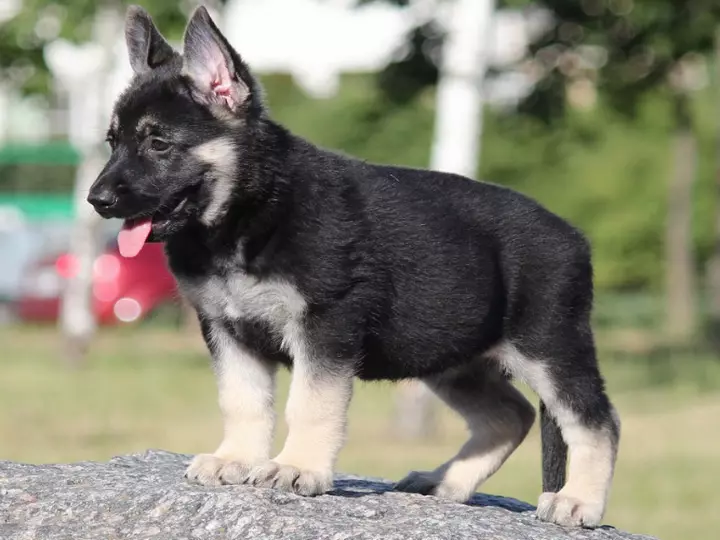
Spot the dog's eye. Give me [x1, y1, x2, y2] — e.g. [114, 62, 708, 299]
[105, 134, 117, 150]
[150, 138, 171, 152]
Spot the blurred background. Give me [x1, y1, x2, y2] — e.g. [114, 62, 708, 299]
[1, 0, 719, 538]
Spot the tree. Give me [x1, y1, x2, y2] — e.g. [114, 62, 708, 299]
[707, 26, 720, 349]
[0, 1, 191, 96]
[519, 0, 720, 341]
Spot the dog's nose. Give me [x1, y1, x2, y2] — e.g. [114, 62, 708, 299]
[87, 187, 117, 209]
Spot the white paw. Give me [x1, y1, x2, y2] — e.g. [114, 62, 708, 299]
[246, 461, 333, 496]
[536, 491, 604, 528]
[394, 470, 472, 503]
[185, 454, 226, 486]
[216, 460, 254, 485]
[184, 454, 253, 487]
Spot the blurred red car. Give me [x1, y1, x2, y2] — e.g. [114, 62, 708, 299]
[15, 241, 179, 325]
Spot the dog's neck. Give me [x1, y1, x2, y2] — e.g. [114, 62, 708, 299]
[222, 118, 294, 261]
[167, 118, 295, 273]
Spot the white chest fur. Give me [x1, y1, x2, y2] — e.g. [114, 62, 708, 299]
[179, 273, 307, 343]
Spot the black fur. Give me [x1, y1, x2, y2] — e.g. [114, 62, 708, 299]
[540, 403, 567, 493]
[88, 5, 620, 509]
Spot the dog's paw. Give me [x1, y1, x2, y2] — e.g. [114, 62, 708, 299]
[184, 454, 253, 487]
[394, 470, 442, 496]
[185, 454, 227, 486]
[216, 460, 254, 485]
[246, 461, 333, 496]
[536, 491, 604, 528]
[394, 470, 472, 503]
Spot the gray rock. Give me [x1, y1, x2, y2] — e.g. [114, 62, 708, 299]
[0, 450, 656, 540]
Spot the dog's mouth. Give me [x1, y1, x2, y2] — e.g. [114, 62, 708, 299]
[117, 189, 195, 258]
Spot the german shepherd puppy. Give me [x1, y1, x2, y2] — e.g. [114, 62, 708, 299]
[88, 5, 620, 528]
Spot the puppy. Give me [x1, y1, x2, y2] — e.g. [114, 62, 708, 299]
[87, 5, 620, 528]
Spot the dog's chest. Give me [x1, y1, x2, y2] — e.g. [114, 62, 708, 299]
[179, 271, 306, 334]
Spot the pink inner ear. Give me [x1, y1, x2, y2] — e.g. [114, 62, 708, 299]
[211, 81, 233, 108]
[211, 79, 230, 95]
[209, 63, 236, 108]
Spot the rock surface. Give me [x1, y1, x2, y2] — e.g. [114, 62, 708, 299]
[0, 450, 656, 540]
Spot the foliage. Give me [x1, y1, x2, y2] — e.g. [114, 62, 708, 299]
[367, 0, 720, 120]
[0, 1, 204, 95]
[519, 0, 720, 121]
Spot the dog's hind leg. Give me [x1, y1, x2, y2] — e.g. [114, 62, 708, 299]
[185, 320, 277, 486]
[492, 340, 620, 528]
[395, 361, 535, 502]
[486, 230, 622, 527]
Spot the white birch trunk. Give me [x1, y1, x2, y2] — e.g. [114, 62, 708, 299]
[430, 0, 495, 178]
[59, 150, 105, 361]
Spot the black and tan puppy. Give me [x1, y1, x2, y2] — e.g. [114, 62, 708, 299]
[87, 5, 620, 528]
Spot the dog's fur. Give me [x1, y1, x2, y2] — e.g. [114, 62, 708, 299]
[88, 5, 620, 527]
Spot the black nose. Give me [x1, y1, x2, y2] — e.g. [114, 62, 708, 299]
[87, 187, 117, 209]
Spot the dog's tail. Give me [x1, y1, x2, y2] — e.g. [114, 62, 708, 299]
[540, 401, 567, 493]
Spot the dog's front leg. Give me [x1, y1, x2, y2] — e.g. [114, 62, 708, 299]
[185, 320, 277, 486]
[248, 355, 353, 496]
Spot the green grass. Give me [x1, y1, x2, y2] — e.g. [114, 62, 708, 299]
[1, 326, 719, 540]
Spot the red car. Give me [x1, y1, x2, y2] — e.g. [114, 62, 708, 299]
[15, 241, 179, 325]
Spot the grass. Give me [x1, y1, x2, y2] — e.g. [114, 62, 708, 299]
[1, 325, 719, 540]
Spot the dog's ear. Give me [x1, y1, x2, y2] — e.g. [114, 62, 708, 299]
[182, 6, 250, 112]
[125, 5, 176, 74]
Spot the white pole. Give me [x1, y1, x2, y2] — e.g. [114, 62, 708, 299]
[430, 0, 496, 177]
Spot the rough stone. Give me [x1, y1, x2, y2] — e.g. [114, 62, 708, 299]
[0, 450, 656, 540]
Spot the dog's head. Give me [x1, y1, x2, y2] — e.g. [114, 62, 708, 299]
[87, 5, 263, 257]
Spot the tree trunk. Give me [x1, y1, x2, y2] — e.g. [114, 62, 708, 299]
[665, 92, 698, 342]
[55, 6, 121, 365]
[392, 0, 496, 439]
[706, 27, 720, 349]
[393, 381, 438, 440]
[428, 0, 496, 177]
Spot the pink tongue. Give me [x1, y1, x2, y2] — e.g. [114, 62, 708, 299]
[118, 219, 152, 258]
